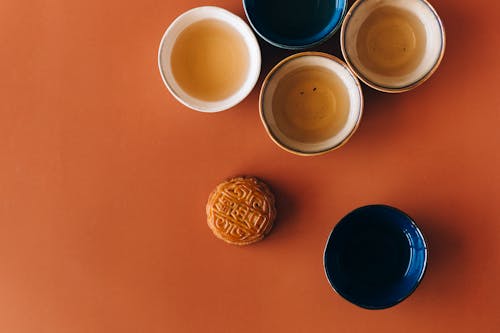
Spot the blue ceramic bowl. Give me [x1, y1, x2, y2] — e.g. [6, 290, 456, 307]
[323, 205, 427, 309]
[243, 0, 347, 50]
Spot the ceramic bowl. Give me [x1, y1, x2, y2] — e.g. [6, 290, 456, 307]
[243, 0, 348, 50]
[158, 6, 261, 112]
[260, 52, 363, 156]
[341, 0, 445, 92]
[324, 205, 428, 309]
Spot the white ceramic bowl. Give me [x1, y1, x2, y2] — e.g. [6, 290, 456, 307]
[341, 0, 445, 93]
[158, 6, 261, 112]
[260, 52, 363, 156]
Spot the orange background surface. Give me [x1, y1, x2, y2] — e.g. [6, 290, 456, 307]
[1, 0, 499, 332]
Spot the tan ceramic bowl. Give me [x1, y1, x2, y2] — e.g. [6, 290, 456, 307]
[341, 0, 445, 93]
[259, 52, 363, 156]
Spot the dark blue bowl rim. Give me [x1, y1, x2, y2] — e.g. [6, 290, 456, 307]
[242, 0, 348, 50]
[323, 204, 428, 310]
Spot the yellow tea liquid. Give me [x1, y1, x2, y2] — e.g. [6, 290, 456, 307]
[171, 19, 249, 101]
[272, 66, 350, 143]
[356, 6, 426, 77]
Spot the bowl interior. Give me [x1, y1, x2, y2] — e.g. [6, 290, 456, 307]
[243, 0, 347, 49]
[324, 205, 427, 309]
[342, 0, 444, 91]
[158, 6, 261, 112]
[260, 54, 362, 155]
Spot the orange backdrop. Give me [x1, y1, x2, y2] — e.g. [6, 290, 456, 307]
[1, 0, 499, 332]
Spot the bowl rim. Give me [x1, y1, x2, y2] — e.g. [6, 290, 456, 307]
[242, 0, 348, 50]
[323, 204, 428, 309]
[340, 0, 446, 93]
[259, 51, 364, 156]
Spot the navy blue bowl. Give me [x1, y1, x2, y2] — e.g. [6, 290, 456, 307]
[323, 205, 427, 309]
[243, 0, 347, 50]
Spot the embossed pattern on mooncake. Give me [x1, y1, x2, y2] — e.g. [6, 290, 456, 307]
[206, 177, 276, 245]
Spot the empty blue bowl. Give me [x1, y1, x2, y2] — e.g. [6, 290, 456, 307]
[323, 205, 427, 309]
[243, 0, 347, 50]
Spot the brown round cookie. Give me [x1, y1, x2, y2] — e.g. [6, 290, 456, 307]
[206, 176, 276, 245]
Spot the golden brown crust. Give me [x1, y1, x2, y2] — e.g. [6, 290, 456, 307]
[206, 176, 276, 245]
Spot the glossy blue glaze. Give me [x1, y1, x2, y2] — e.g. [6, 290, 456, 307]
[243, 0, 347, 50]
[323, 205, 427, 309]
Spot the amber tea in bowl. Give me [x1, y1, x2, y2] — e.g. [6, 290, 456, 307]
[170, 19, 249, 102]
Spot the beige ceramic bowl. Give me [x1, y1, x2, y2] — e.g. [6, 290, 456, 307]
[260, 52, 363, 156]
[341, 0, 445, 93]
